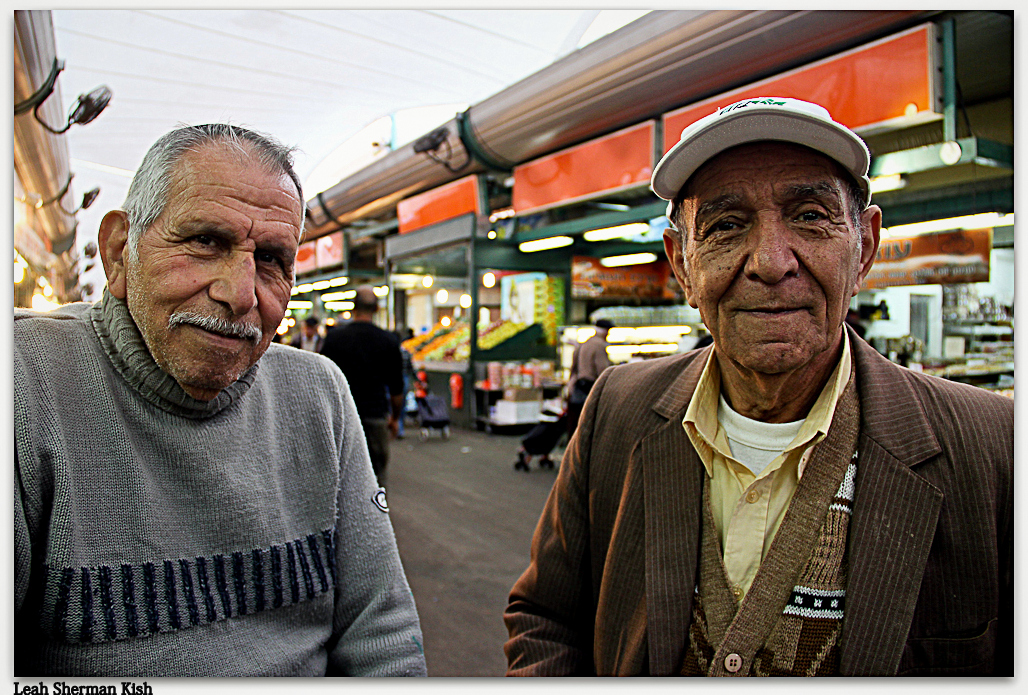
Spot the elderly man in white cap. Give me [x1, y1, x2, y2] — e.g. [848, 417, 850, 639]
[504, 97, 1012, 677]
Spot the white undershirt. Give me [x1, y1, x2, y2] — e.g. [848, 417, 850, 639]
[717, 394, 803, 476]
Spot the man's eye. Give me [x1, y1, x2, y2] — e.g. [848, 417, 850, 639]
[192, 234, 217, 246]
[797, 210, 827, 222]
[704, 219, 741, 236]
[257, 251, 285, 268]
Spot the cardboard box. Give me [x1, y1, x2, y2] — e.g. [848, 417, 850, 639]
[503, 387, 542, 402]
[492, 400, 541, 425]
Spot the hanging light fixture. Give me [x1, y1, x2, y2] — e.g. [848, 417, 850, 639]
[14, 58, 112, 135]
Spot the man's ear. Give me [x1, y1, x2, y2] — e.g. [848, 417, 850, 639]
[98, 210, 131, 300]
[663, 228, 698, 308]
[853, 204, 882, 294]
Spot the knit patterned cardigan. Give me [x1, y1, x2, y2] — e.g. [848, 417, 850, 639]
[14, 292, 427, 676]
[681, 377, 860, 676]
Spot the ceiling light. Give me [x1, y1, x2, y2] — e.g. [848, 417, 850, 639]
[881, 212, 1014, 239]
[422, 275, 434, 288]
[436, 289, 449, 303]
[287, 300, 313, 310]
[459, 294, 472, 308]
[310, 280, 332, 291]
[482, 272, 496, 288]
[293, 283, 315, 294]
[606, 343, 679, 356]
[869, 174, 906, 194]
[600, 252, 658, 267]
[322, 290, 356, 302]
[328, 276, 348, 287]
[441, 316, 452, 327]
[373, 285, 389, 297]
[939, 141, 962, 166]
[325, 301, 355, 311]
[583, 222, 650, 242]
[519, 236, 573, 253]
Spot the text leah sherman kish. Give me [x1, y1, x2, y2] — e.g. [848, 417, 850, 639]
[14, 683, 152, 695]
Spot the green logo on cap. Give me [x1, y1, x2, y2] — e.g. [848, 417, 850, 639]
[720, 98, 787, 115]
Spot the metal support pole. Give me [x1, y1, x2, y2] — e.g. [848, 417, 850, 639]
[941, 17, 957, 142]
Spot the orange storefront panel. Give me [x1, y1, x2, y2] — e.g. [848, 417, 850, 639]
[295, 240, 317, 275]
[862, 228, 992, 290]
[663, 24, 938, 153]
[513, 121, 655, 214]
[572, 256, 681, 300]
[397, 175, 480, 234]
[316, 231, 344, 269]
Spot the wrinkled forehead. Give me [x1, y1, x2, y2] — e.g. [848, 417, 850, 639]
[682, 141, 852, 201]
[168, 143, 304, 229]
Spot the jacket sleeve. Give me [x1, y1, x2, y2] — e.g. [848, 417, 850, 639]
[503, 368, 611, 675]
[325, 371, 427, 676]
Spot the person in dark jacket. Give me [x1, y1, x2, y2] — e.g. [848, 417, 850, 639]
[320, 286, 404, 485]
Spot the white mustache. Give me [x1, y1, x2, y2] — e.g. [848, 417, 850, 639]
[168, 311, 262, 342]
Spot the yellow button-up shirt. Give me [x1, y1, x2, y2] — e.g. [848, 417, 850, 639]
[682, 331, 852, 600]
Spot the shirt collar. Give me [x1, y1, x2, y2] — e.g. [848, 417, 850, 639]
[683, 330, 852, 478]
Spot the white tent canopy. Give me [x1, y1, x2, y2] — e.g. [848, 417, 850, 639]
[48, 9, 649, 301]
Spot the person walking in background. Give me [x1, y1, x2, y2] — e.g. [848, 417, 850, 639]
[566, 318, 613, 435]
[320, 286, 405, 486]
[396, 328, 416, 439]
[291, 315, 324, 351]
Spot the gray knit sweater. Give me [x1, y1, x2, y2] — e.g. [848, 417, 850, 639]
[13, 292, 427, 677]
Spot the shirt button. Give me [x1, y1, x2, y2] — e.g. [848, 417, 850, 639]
[732, 585, 743, 600]
[724, 653, 743, 672]
[745, 489, 760, 504]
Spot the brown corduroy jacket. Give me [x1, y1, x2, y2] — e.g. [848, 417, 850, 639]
[504, 328, 1013, 676]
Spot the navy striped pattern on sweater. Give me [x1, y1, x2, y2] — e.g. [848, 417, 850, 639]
[41, 529, 337, 644]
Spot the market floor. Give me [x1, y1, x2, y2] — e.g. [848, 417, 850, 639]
[385, 425, 563, 677]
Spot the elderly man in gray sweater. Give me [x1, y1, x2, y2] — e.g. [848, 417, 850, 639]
[14, 124, 427, 676]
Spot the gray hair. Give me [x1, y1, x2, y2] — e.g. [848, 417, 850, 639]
[122, 124, 304, 260]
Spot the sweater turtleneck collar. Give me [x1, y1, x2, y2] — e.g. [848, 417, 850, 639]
[89, 290, 258, 419]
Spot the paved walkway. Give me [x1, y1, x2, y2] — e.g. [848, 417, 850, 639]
[385, 426, 563, 677]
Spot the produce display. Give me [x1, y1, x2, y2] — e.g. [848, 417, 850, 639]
[538, 277, 564, 345]
[402, 319, 531, 364]
[407, 322, 468, 362]
[477, 319, 525, 350]
[402, 324, 449, 353]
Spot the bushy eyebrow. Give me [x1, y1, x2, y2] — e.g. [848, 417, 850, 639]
[694, 194, 745, 226]
[779, 181, 843, 206]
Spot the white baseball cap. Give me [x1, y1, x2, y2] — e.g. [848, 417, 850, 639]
[651, 97, 871, 213]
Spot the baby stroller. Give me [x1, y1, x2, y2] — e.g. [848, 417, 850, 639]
[417, 392, 451, 441]
[514, 400, 566, 471]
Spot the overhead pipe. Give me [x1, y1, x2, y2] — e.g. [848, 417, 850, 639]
[306, 9, 937, 239]
[13, 10, 79, 293]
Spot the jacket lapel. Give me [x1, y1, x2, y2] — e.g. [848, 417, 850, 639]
[840, 333, 944, 675]
[640, 349, 708, 675]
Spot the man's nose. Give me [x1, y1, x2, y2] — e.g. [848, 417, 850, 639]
[208, 252, 258, 316]
[743, 215, 800, 284]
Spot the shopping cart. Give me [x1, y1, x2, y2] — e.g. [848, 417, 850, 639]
[416, 392, 451, 440]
